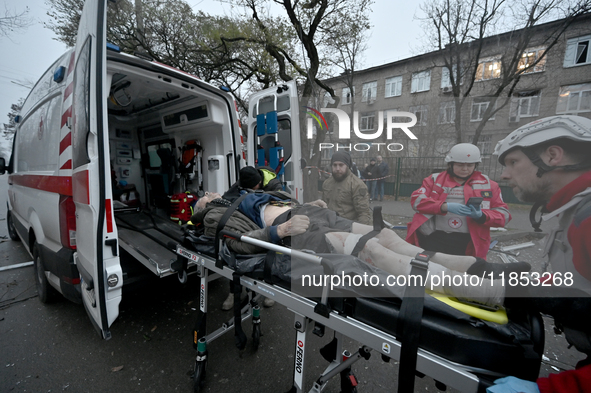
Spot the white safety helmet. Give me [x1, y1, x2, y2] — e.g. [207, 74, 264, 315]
[444, 143, 481, 163]
[494, 115, 591, 165]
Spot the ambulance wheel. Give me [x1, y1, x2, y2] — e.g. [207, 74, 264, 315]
[7, 211, 20, 241]
[33, 242, 59, 303]
[193, 361, 206, 393]
[252, 324, 261, 350]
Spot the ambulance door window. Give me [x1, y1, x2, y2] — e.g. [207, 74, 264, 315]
[253, 119, 291, 169]
[72, 38, 92, 169]
[146, 141, 174, 168]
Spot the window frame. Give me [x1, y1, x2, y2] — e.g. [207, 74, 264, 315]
[510, 90, 541, 121]
[361, 81, 378, 103]
[441, 65, 463, 88]
[341, 86, 355, 105]
[360, 111, 375, 131]
[438, 101, 456, 124]
[518, 47, 547, 74]
[475, 57, 502, 81]
[385, 76, 402, 97]
[563, 35, 591, 67]
[466, 134, 493, 155]
[556, 83, 591, 114]
[409, 105, 429, 126]
[411, 70, 431, 93]
[470, 99, 496, 122]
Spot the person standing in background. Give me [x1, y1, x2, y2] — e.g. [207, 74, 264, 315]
[322, 151, 371, 225]
[374, 155, 389, 201]
[406, 143, 511, 258]
[363, 158, 378, 201]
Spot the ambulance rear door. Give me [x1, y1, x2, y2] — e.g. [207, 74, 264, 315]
[247, 81, 303, 201]
[71, 0, 121, 339]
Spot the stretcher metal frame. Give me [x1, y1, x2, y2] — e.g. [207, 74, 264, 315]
[173, 231, 518, 393]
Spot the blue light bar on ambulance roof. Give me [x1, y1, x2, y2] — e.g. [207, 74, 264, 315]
[53, 66, 66, 83]
[219, 86, 231, 92]
[107, 43, 121, 52]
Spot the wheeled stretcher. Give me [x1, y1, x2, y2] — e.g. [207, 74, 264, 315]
[172, 227, 544, 393]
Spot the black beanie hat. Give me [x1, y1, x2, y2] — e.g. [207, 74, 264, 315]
[331, 151, 352, 169]
[239, 166, 262, 188]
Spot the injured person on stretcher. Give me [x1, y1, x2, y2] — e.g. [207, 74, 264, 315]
[191, 190, 530, 307]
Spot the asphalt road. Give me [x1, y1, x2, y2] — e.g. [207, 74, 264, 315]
[0, 177, 586, 393]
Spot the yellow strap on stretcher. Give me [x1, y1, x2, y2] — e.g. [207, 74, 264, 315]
[426, 289, 508, 325]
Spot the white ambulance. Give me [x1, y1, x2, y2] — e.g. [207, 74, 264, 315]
[0, 0, 303, 339]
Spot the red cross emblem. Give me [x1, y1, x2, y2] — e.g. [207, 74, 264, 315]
[448, 217, 463, 229]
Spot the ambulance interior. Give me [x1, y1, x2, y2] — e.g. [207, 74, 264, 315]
[104, 60, 240, 280]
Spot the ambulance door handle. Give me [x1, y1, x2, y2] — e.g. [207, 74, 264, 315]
[105, 239, 118, 257]
[87, 132, 98, 158]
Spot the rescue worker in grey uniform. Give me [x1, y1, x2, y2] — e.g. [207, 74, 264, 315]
[322, 151, 371, 225]
[488, 115, 591, 393]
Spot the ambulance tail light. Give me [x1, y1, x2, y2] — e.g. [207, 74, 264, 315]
[59, 195, 77, 250]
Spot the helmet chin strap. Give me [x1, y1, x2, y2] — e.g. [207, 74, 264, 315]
[529, 200, 547, 232]
[522, 147, 591, 178]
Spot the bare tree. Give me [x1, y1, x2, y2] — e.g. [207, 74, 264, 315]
[1, 5, 33, 38]
[324, 13, 371, 135]
[45, 0, 373, 199]
[226, 0, 373, 200]
[420, 0, 591, 144]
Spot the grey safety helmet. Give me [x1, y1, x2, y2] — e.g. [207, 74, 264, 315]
[494, 115, 591, 177]
[444, 143, 482, 163]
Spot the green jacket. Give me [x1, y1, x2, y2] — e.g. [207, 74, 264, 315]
[322, 170, 371, 225]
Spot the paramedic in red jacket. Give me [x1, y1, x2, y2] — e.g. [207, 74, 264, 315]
[406, 143, 511, 258]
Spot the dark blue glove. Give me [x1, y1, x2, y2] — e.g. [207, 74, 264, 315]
[446, 202, 471, 216]
[468, 204, 483, 219]
[486, 377, 540, 393]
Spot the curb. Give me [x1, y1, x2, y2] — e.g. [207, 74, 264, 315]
[490, 231, 546, 242]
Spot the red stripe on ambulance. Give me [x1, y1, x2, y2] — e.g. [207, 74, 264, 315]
[105, 199, 113, 233]
[59, 132, 72, 154]
[63, 82, 73, 101]
[9, 174, 72, 196]
[66, 51, 75, 76]
[60, 160, 72, 170]
[61, 107, 72, 129]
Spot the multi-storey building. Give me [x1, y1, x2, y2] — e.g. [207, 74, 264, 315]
[320, 14, 591, 188]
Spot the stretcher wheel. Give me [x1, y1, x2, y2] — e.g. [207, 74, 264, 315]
[252, 324, 261, 350]
[193, 361, 206, 393]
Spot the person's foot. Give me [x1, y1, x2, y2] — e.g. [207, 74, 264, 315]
[263, 297, 275, 307]
[466, 257, 531, 280]
[221, 288, 247, 310]
[221, 293, 234, 310]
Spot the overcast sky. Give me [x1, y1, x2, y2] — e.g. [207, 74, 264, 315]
[0, 0, 425, 126]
